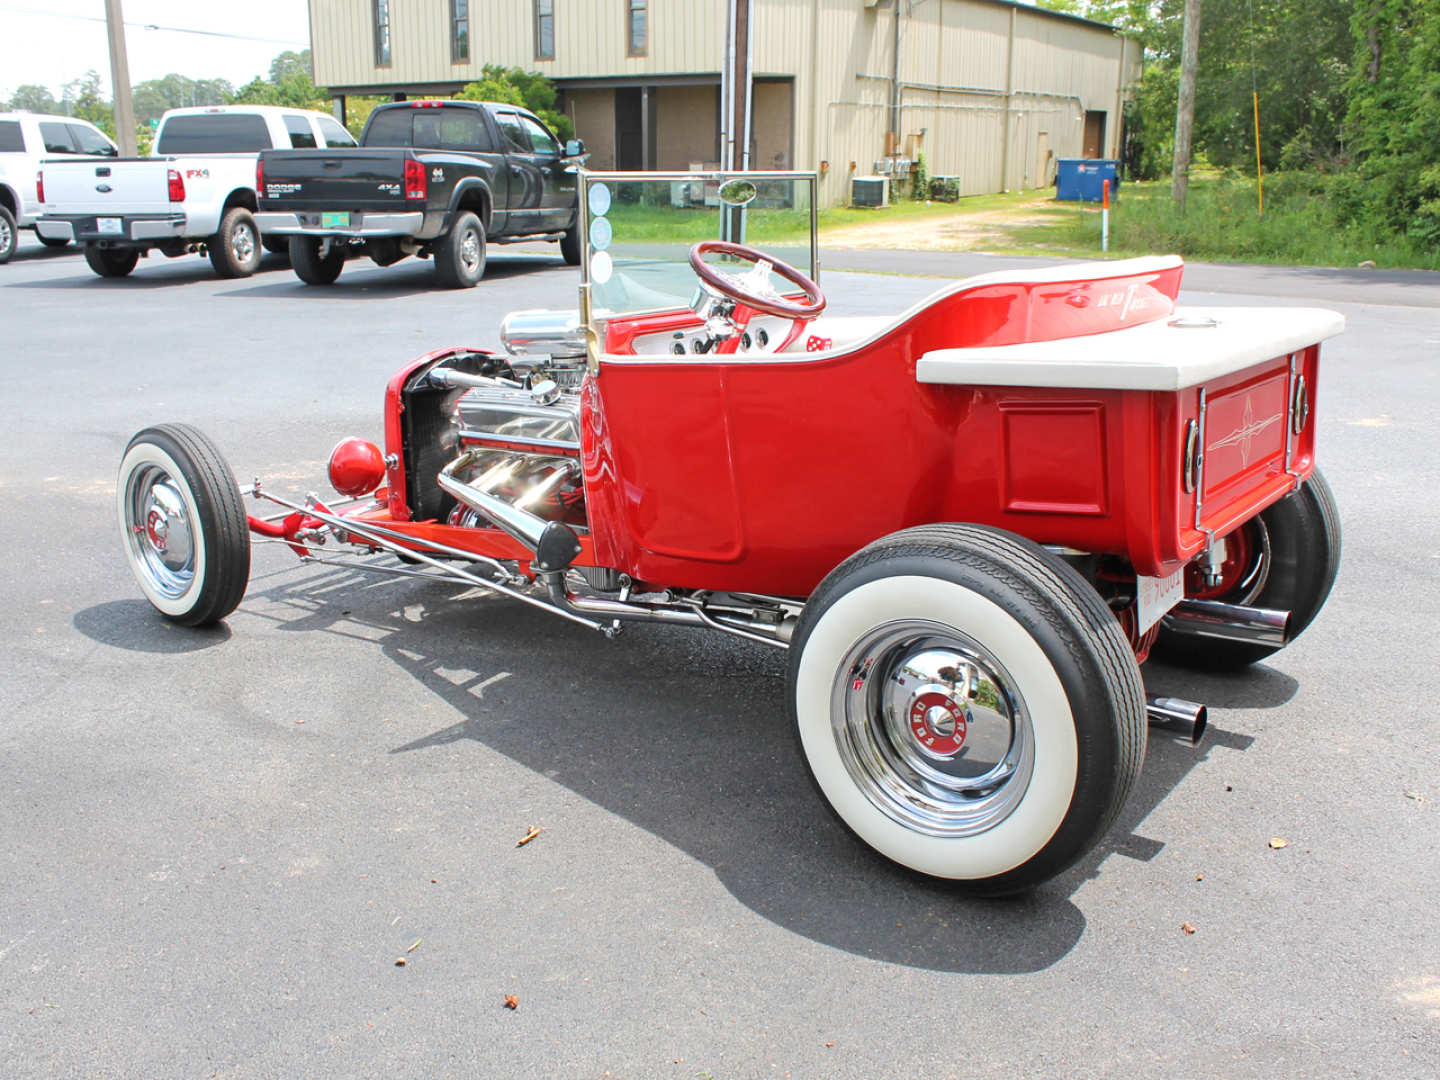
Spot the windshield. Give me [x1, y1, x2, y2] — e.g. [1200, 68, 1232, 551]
[579, 171, 817, 321]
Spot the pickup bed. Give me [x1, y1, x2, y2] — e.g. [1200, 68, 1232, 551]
[36, 105, 354, 279]
[255, 100, 584, 288]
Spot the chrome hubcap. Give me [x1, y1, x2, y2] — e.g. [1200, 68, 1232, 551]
[0, 217, 11, 248]
[125, 465, 195, 598]
[832, 620, 1035, 838]
[459, 228, 480, 271]
[232, 224, 256, 262]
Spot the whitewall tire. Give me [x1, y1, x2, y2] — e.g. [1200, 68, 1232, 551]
[788, 524, 1146, 894]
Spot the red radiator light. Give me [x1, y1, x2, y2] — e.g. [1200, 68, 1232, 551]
[167, 168, 185, 202]
[404, 158, 427, 201]
[328, 437, 386, 497]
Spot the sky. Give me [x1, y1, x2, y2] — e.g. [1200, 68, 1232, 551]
[0, 1, 313, 101]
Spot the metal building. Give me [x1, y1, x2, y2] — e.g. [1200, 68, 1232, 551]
[310, 0, 1140, 205]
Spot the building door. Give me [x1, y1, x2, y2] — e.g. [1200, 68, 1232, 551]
[615, 87, 644, 169]
[1083, 110, 1106, 159]
[1036, 131, 1051, 187]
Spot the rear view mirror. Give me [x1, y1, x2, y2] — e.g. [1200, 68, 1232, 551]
[564, 139, 585, 158]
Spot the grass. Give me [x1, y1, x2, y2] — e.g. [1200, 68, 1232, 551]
[599, 173, 1440, 271]
[980, 174, 1440, 271]
[601, 190, 1027, 246]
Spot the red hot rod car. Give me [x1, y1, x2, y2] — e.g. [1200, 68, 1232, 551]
[117, 172, 1343, 894]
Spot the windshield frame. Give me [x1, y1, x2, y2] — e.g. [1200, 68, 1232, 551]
[576, 170, 819, 357]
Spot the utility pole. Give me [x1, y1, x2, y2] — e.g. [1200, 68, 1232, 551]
[720, 0, 753, 169]
[1171, 0, 1201, 211]
[104, 0, 138, 155]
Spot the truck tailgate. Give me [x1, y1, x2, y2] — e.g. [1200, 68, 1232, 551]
[40, 158, 172, 215]
[259, 148, 412, 210]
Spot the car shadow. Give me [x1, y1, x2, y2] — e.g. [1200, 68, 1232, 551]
[219, 253, 574, 299]
[6, 252, 297, 289]
[5, 240, 83, 263]
[141, 562, 1295, 974]
[72, 598, 232, 652]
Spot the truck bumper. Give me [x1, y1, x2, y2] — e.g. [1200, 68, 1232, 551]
[256, 211, 425, 238]
[38, 214, 186, 244]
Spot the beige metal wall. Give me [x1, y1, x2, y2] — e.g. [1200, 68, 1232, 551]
[310, 0, 1140, 205]
[312, 0, 731, 90]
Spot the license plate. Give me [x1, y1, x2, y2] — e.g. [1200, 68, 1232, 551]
[1137, 567, 1186, 634]
[321, 212, 351, 228]
[97, 217, 122, 235]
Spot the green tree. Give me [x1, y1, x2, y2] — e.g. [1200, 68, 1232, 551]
[61, 71, 113, 137]
[9, 84, 60, 114]
[132, 74, 234, 123]
[1343, 0, 1440, 242]
[457, 65, 573, 141]
[233, 48, 327, 110]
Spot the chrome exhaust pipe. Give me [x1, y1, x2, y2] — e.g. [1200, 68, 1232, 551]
[437, 451, 582, 572]
[1146, 695, 1208, 745]
[1161, 599, 1289, 647]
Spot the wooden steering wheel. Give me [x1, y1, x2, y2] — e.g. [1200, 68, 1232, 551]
[688, 240, 826, 321]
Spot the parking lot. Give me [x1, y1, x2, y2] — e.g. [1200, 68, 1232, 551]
[2, 233, 1437, 1078]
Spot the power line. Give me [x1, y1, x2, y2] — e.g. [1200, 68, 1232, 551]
[0, 5, 308, 46]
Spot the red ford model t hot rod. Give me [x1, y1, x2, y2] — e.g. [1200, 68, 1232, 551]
[117, 172, 1343, 894]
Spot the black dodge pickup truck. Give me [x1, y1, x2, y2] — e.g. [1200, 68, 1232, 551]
[255, 100, 584, 287]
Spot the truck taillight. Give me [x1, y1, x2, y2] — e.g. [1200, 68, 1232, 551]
[167, 168, 185, 202]
[404, 158, 426, 201]
[36, 169, 44, 203]
[255, 157, 265, 198]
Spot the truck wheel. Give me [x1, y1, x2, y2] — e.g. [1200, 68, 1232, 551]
[38, 234, 71, 249]
[559, 215, 581, 266]
[209, 206, 262, 278]
[0, 206, 17, 263]
[1153, 469, 1341, 670]
[84, 245, 139, 278]
[117, 423, 250, 627]
[788, 523, 1146, 895]
[435, 211, 485, 287]
[289, 236, 345, 285]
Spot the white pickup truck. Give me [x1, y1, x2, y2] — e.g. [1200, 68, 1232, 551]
[0, 111, 118, 263]
[36, 105, 355, 279]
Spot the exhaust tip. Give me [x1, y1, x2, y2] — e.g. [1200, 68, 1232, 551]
[1146, 695, 1208, 746]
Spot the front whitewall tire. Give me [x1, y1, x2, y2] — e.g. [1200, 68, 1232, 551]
[787, 524, 1146, 895]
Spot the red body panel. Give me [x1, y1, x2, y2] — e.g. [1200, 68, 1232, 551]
[306, 261, 1316, 599]
[580, 261, 1313, 593]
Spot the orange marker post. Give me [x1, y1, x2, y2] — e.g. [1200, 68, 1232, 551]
[1101, 178, 1110, 253]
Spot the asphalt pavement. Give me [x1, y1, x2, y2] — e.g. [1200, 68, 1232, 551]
[2, 233, 1437, 1079]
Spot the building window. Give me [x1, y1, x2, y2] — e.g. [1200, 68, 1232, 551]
[452, 0, 469, 62]
[535, 0, 554, 61]
[374, 0, 391, 67]
[627, 0, 647, 57]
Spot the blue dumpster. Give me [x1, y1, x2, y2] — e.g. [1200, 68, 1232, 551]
[1056, 159, 1120, 202]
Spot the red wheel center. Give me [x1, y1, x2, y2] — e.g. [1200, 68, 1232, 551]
[145, 508, 168, 550]
[908, 692, 968, 756]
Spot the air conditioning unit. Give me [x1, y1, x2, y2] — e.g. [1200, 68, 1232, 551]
[851, 176, 889, 208]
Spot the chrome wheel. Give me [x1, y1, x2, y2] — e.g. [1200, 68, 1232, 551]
[833, 619, 1035, 838]
[0, 216, 12, 251]
[117, 425, 250, 626]
[122, 463, 196, 600]
[458, 226, 481, 273]
[231, 221, 256, 264]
